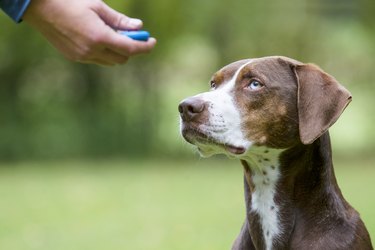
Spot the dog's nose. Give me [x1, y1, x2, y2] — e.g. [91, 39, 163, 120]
[178, 98, 206, 121]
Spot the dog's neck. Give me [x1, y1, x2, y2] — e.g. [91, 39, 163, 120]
[240, 133, 351, 250]
[240, 146, 284, 250]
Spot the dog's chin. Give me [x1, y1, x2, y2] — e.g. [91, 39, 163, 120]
[196, 144, 247, 158]
[181, 127, 248, 158]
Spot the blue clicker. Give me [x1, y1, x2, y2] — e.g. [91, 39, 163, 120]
[119, 30, 150, 41]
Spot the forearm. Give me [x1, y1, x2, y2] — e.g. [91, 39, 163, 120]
[0, 0, 31, 22]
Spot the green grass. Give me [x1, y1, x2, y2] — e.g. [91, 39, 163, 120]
[0, 158, 374, 250]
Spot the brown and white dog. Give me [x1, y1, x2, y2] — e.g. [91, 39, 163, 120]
[178, 56, 373, 250]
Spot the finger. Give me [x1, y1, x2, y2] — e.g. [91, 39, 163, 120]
[105, 34, 157, 57]
[96, 2, 143, 30]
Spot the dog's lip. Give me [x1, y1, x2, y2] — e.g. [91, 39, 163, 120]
[224, 145, 246, 155]
[182, 126, 247, 155]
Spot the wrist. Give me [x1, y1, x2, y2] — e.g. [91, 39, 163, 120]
[23, 0, 62, 29]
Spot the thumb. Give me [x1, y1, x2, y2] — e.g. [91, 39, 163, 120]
[96, 2, 143, 30]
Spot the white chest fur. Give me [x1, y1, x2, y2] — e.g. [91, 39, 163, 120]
[244, 149, 281, 250]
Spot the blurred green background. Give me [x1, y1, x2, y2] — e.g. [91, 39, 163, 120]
[0, 0, 374, 249]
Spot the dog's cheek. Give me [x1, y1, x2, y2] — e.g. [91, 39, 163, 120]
[237, 94, 299, 148]
[234, 92, 270, 146]
[265, 118, 299, 148]
[241, 112, 273, 146]
[263, 103, 300, 148]
[270, 94, 300, 147]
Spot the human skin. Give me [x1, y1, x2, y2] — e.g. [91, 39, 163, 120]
[23, 0, 157, 66]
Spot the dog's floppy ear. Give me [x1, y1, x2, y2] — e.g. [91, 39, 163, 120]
[293, 64, 352, 145]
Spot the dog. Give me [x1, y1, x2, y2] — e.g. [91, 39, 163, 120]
[178, 56, 373, 250]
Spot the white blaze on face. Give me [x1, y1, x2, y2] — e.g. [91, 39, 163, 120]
[191, 60, 254, 157]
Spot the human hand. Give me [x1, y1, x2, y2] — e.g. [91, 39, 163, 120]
[23, 0, 156, 66]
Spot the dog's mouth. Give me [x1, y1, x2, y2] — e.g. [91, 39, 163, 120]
[224, 145, 246, 155]
[181, 125, 246, 156]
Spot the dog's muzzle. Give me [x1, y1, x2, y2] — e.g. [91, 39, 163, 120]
[178, 97, 247, 156]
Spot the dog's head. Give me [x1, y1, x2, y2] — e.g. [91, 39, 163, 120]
[178, 56, 351, 157]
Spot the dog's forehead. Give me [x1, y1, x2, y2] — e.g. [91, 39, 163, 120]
[212, 56, 302, 84]
[212, 59, 252, 83]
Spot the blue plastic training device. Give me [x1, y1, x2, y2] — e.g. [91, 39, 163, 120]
[119, 30, 150, 41]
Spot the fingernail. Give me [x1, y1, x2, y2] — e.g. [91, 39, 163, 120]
[128, 18, 143, 28]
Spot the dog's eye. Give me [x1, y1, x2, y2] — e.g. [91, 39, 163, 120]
[210, 81, 217, 89]
[247, 80, 264, 90]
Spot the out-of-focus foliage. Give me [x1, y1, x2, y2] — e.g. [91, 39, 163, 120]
[0, 0, 374, 161]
